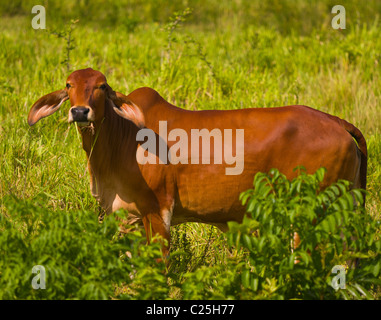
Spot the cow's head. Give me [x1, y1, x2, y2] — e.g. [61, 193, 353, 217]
[28, 68, 145, 128]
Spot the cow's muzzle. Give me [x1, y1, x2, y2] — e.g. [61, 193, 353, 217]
[68, 106, 92, 125]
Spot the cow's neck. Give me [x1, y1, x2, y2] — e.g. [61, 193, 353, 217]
[79, 104, 139, 203]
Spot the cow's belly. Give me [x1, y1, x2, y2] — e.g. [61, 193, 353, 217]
[172, 163, 254, 224]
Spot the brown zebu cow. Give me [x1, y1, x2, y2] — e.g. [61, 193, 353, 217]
[28, 68, 367, 256]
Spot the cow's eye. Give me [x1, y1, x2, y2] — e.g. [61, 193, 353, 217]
[66, 83, 71, 89]
[99, 84, 107, 90]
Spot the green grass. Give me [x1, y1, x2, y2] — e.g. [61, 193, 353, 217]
[0, 0, 380, 299]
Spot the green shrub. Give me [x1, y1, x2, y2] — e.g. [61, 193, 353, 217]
[0, 196, 166, 299]
[226, 168, 381, 299]
[1, 168, 380, 300]
[168, 168, 380, 300]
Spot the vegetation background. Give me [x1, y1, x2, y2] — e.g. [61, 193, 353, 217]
[0, 0, 380, 299]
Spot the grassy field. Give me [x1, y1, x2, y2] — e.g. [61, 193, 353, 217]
[0, 0, 380, 299]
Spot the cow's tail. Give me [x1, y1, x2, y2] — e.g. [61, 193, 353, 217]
[338, 118, 368, 201]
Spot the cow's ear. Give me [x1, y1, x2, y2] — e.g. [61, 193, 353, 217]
[113, 100, 145, 129]
[28, 90, 69, 126]
[108, 88, 145, 129]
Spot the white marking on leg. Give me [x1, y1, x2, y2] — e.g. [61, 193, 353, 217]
[161, 202, 174, 235]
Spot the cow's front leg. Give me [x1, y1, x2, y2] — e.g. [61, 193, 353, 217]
[142, 212, 170, 259]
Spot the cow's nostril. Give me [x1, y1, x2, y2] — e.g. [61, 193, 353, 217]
[84, 108, 90, 115]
